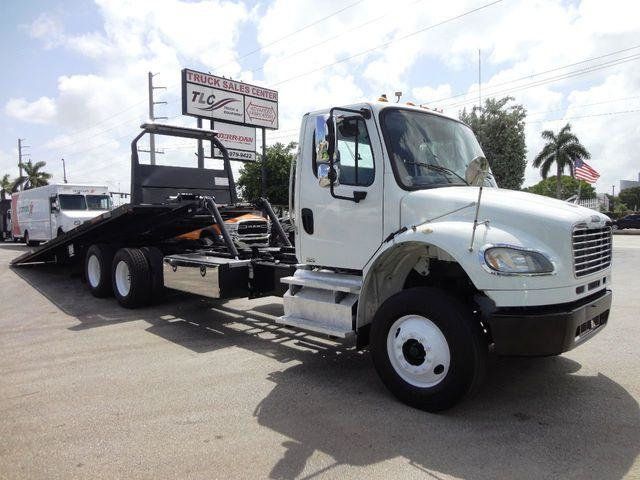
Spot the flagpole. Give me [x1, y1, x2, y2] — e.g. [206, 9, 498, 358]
[573, 160, 580, 204]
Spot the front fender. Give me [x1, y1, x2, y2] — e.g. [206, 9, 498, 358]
[356, 220, 566, 328]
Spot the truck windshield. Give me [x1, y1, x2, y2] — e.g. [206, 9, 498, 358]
[381, 108, 495, 189]
[58, 194, 87, 210]
[86, 195, 111, 210]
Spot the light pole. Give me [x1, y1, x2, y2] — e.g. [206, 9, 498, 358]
[61, 158, 67, 183]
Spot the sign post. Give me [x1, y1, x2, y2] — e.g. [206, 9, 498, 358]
[181, 68, 279, 197]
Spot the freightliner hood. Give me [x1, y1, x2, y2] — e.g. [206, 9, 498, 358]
[400, 186, 608, 236]
[397, 187, 611, 301]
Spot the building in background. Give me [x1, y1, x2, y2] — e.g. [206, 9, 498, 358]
[620, 172, 640, 192]
[566, 193, 610, 212]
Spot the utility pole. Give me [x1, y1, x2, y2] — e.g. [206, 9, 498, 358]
[61, 158, 68, 183]
[478, 49, 482, 110]
[17, 138, 30, 191]
[17, 138, 30, 180]
[146, 72, 167, 164]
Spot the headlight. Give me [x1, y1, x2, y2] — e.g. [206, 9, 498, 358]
[483, 246, 554, 275]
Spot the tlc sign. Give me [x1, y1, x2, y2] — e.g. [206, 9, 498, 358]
[181, 68, 279, 130]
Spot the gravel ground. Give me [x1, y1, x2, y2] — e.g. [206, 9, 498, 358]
[0, 237, 638, 480]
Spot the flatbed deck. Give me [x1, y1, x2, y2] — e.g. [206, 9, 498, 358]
[10, 200, 212, 265]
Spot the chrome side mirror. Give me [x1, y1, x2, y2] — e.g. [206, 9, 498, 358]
[318, 163, 340, 188]
[316, 114, 340, 188]
[465, 155, 489, 186]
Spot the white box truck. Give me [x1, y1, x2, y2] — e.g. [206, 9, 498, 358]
[11, 184, 111, 245]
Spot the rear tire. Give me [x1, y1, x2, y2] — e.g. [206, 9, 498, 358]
[85, 244, 115, 297]
[112, 248, 152, 308]
[370, 287, 487, 412]
[24, 231, 40, 247]
[140, 246, 165, 303]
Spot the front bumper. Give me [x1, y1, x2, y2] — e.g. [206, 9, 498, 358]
[487, 289, 611, 356]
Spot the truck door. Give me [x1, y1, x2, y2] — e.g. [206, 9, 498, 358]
[49, 196, 59, 238]
[297, 112, 383, 270]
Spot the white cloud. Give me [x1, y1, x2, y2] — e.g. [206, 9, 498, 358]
[5, 97, 57, 124]
[8, 0, 640, 195]
[25, 13, 65, 48]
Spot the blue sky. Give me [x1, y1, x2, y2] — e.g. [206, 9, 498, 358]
[1, 0, 639, 194]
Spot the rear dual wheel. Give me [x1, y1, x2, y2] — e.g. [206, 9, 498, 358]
[85, 244, 115, 297]
[111, 247, 165, 308]
[84, 245, 164, 307]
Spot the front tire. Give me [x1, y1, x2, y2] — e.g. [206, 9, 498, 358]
[370, 287, 487, 412]
[112, 248, 152, 308]
[24, 231, 40, 247]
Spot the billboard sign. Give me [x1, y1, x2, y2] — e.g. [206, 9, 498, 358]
[213, 122, 257, 162]
[182, 68, 279, 130]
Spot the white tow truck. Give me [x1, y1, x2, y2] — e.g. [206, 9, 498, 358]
[13, 102, 612, 411]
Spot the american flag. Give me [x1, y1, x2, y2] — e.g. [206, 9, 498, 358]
[574, 159, 600, 184]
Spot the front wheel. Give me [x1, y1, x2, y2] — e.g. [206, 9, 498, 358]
[370, 287, 487, 412]
[24, 231, 40, 247]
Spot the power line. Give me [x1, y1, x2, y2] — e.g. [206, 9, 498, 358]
[442, 53, 640, 110]
[215, 0, 365, 71]
[527, 95, 640, 117]
[426, 44, 640, 104]
[247, 0, 426, 75]
[528, 108, 640, 124]
[272, 0, 504, 86]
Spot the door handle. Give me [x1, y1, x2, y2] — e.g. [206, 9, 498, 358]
[301, 208, 314, 234]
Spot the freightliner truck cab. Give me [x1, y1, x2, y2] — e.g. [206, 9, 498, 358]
[284, 101, 612, 411]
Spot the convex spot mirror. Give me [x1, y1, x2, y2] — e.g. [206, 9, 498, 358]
[315, 115, 340, 188]
[465, 155, 489, 186]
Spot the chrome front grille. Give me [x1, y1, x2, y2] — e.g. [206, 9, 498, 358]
[572, 226, 612, 277]
[237, 220, 269, 235]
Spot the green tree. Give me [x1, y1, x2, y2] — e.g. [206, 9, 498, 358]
[619, 186, 640, 211]
[532, 123, 591, 199]
[1, 173, 22, 196]
[524, 175, 596, 200]
[237, 142, 296, 205]
[459, 97, 527, 190]
[18, 160, 52, 189]
[1, 174, 12, 193]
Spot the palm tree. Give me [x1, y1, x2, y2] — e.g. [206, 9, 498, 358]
[18, 160, 52, 189]
[1, 173, 23, 197]
[1, 174, 11, 193]
[533, 123, 591, 199]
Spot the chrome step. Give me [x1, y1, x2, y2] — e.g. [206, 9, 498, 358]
[278, 315, 354, 338]
[279, 268, 362, 338]
[281, 269, 362, 294]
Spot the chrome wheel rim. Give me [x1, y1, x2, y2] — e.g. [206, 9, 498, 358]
[87, 254, 101, 288]
[115, 260, 131, 297]
[386, 315, 451, 388]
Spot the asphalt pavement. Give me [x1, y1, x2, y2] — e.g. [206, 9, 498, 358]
[0, 237, 639, 479]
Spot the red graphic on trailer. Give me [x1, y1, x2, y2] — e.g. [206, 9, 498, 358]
[11, 193, 20, 236]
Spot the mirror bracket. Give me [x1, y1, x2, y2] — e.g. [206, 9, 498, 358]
[324, 106, 372, 203]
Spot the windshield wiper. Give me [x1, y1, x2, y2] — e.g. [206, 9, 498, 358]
[404, 160, 469, 185]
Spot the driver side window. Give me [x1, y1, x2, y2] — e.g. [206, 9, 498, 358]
[336, 117, 374, 186]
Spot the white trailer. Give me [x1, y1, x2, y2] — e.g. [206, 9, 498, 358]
[11, 184, 111, 245]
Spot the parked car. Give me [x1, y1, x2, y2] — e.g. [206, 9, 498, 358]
[614, 214, 640, 230]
